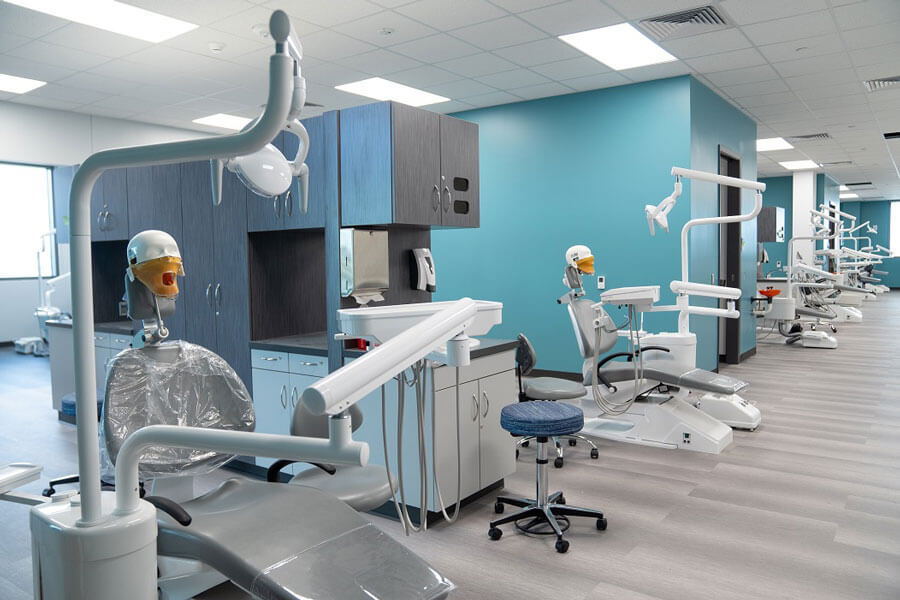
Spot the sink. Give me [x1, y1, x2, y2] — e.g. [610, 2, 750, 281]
[338, 300, 503, 345]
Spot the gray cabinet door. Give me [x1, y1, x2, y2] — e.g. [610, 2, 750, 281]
[246, 133, 286, 232]
[213, 171, 252, 390]
[283, 116, 326, 229]
[90, 169, 105, 240]
[439, 115, 479, 228]
[179, 162, 218, 353]
[392, 103, 441, 226]
[98, 169, 129, 240]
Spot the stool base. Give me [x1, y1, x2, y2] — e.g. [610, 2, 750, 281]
[489, 492, 607, 553]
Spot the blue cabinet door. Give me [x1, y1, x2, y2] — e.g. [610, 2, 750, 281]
[246, 133, 286, 232]
[251, 367, 290, 469]
[97, 169, 128, 240]
[283, 116, 326, 230]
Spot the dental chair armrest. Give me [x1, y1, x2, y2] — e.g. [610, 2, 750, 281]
[597, 346, 670, 369]
[628, 345, 670, 360]
[265, 459, 336, 482]
[144, 495, 192, 526]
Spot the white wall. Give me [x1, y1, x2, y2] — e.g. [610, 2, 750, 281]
[0, 100, 205, 342]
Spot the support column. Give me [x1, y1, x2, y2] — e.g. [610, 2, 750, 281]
[792, 171, 817, 267]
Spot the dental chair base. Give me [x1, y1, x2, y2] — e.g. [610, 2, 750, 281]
[692, 392, 761, 430]
[825, 304, 862, 323]
[788, 330, 838, 349]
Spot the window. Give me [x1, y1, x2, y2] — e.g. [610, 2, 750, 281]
[0, 162, 55, 279]
[892, 201, 900, 257]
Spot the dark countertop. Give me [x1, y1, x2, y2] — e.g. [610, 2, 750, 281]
[251, 333, 517, 360]
[46, 319, 135, 335]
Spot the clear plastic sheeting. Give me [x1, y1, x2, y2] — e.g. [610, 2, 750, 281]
[101, 340, 254, 479]
[249, 522, 454, 600]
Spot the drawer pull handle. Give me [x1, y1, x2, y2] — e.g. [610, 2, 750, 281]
[280, 385, 287, 408]
[471, 393, 479, 421]
[298, 361, 319, 367]
[261, 356, 281, 362]
[291, 387, 298, 408]
[481, 391, 490, 417]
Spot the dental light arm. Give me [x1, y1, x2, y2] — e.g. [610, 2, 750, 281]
[69, 10, 297, 526]
[645, 178, 680, 236]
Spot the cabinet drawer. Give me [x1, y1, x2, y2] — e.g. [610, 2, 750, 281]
[289, 353, 328, 377]
[92, 332, 110, 347]
[251, 349, 289, 372]
[109, 334, 133, 350]
[432, 349, 515, 391]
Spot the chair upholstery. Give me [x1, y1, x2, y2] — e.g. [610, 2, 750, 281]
[500, 401, 584, 437]
[523, 377, 586, 400]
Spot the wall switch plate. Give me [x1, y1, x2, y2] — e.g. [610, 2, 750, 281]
[776, 260, 782, 268]
[597, 275, 606, 290]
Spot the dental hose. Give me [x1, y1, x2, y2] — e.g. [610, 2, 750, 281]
[590, 304, 643, 416]
[394, 363, 428, 533]
[430, 365, 463, 523]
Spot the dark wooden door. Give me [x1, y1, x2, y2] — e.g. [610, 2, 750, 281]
[179, 161, 218, 352]
[393, 103, 441, 226]
[439, 115, 479, 228]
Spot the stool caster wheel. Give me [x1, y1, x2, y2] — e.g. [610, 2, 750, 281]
[830, 324, 837, 333]
[596, 517, 607, 530]
[494, 501, 504, 514]
[568, 438, 577, 447]
[590, 448, 599, 459]
[521, 440, 529, 448]
[554, 457, 564, 468]
[555, 539, 569, 553]
[558, 495, 566, 505]
[515, 449, 519, 459]
[41, 488, 54, 498]
[488, 527, 503, 541]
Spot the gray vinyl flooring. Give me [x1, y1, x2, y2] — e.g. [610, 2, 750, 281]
[2, 293, 898, 599]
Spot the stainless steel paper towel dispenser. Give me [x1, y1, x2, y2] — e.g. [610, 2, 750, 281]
[340, 228, 389, 304]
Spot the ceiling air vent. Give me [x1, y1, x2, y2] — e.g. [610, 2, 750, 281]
[863, 76, 900, 92]
[846, 181, 873, 187]
[640, 5, 730, 41]
[786, 133, 831, 142]
[820, 161, 852, 166]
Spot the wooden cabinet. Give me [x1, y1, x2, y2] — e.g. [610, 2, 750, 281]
[340, 101, 479, 228]
[247, 116, 327, 232]
[90, 168, 128, 240]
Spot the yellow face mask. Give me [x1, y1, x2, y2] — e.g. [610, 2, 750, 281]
[130, 256, 185, 298]
[575, 255, 594, 274]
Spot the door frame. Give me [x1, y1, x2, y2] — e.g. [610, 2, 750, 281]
[718, 146, 742, 365]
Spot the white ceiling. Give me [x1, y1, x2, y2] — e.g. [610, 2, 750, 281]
[0, 0, 899, 199]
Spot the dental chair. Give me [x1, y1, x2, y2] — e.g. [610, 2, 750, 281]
[513, 333, 599, 468]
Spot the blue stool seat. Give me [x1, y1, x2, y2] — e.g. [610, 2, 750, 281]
[500, 401, 584, 437]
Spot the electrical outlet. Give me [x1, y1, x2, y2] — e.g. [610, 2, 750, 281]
[597, 275, 606, 290]
[776, 260, 782, 268]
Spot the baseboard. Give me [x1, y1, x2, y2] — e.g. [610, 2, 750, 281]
[0, 341, 13, 347]
[740, 347, 757, 362]
[530, 368, 582, 382]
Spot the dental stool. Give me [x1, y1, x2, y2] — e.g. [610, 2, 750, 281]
[489, 400, 607, 553]
[515, 333, 598, 468]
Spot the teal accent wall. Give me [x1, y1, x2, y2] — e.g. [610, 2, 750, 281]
[432, 76, 692, 372]
[688, 78, 758, 368]
[816, 174, 840, 212]
[759, 176, 791, 275]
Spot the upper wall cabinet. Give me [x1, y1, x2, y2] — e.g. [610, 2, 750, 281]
[90, 168, 128, 241]
[247, 116, 326, 232]
[340, 101, 479, 228]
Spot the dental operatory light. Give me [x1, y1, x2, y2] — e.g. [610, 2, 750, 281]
[336, 77, 449, 107]
[645, 176, 681, 235]
[5, 0, 197, 43]
[559, 23, 676, 71]
[756, 137, 793, 151]
[779, 159, 820, 170]
[0, 73, 46, 94]
[193, 113, 253, 130]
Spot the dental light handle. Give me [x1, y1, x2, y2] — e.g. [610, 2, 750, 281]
[671, 166, 766, 192]
[819, 203, 856, 222]
[286, 119, 310, 214]
[810, 208, 841, 225]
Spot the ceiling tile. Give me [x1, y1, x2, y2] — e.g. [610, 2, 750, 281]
[89, 94, 162, 114]
[57, 72, 137, 96]
[39, 24, 151, 58]
[209, 5, 320, 40]
[208, 83, 268, 107]
[720, 78, 789, 98]
[718, 0, 827, 25]
[124, 84, 196, 105]
[794, 82, 865, 100]
[560, 71, 629, 91]
[0, 54, 75, 82]
[773, 52, 853, 78]
[436, 53, 518, 77]
[157, 74, 235, 97]
[332, 11, 437, 47]
[391, 33, 481, 63]
[783, 68, 860, 90]
[302, 29, 378, 60]
[832, 0, 900, 30]
[371, 0, 418, 6]
[88, 58, 184, 84]
[492, 37, 582, 67]
[741, 11, 836, 46]
[9, 95, 81, 111]
[623, 61, 691, 83]
[840, 22, 900, 51]
[25, 83, 108, 105]
[385, 65, 461, 87]
[5, 40, 111, 71]
[426, 99, 475, 114]
[162, 27, 268, 60]
[451, 16, 547, 50]
[474, 68, 550, 89]
[849, 43, 900, 67]
[460, 89, 523, 108]
[0, 4, 68, 38]
[334, 49, 423, 76]
[265, 0, 383, 27]
[737, 91, 800, 108]
[518, 0, 621, 36]
[124, 0, 255, 25]
[757, 34, 845, 63]
[855, 60, 900, 81]
[686, 48, 766, 73]
[73, 105, 139, 120]
[704, 64, 779, 88]
[508, 80, 574, 100]
[396, 0, 505, 30]
[530, 56, 609, 80]
[0, 32, 31, 53]
[660, 29, 751, 60]
[425, 78, 496, 98]
[607, 0, 716, 19]
[303, 62, 369, 87]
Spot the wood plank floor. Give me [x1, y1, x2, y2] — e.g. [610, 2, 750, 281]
[1, 293, 898, 599]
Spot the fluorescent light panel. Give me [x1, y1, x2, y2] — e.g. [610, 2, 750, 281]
[779, 160, 820, 170]
[839, 192, 859, 199]
[6, 0, 197, 43]
[757, 137, 793, 151]
[839, 184, 849, 191]
[193, 113, 252, 130]
[0, 73, 46, 93]
[335, 77, 449, 107]
[559, 23, 677, 71]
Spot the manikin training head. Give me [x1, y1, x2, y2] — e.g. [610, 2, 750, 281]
[565, 244, 594, 274]
[126, 230, 184, 299]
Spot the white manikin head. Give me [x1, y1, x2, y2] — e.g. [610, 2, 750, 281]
[565, 245, 594, 274]
[126, 230, 184, 299]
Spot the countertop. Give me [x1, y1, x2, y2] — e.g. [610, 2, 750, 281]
[251, 333, 517, 360]
[46, 319, 135, 335]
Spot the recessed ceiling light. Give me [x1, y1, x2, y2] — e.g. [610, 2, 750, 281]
[0, 72, 46, 94]
[839, 184, 849, 191]
[757, 137, 793, 151]
[193, 113, 252, 130]
[559, 23, 677, 71]
[6, 0, 197, 43]
[779, 160, 819, 170]
[839, 192, 859, 199]
[335, 77, 449, 107]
